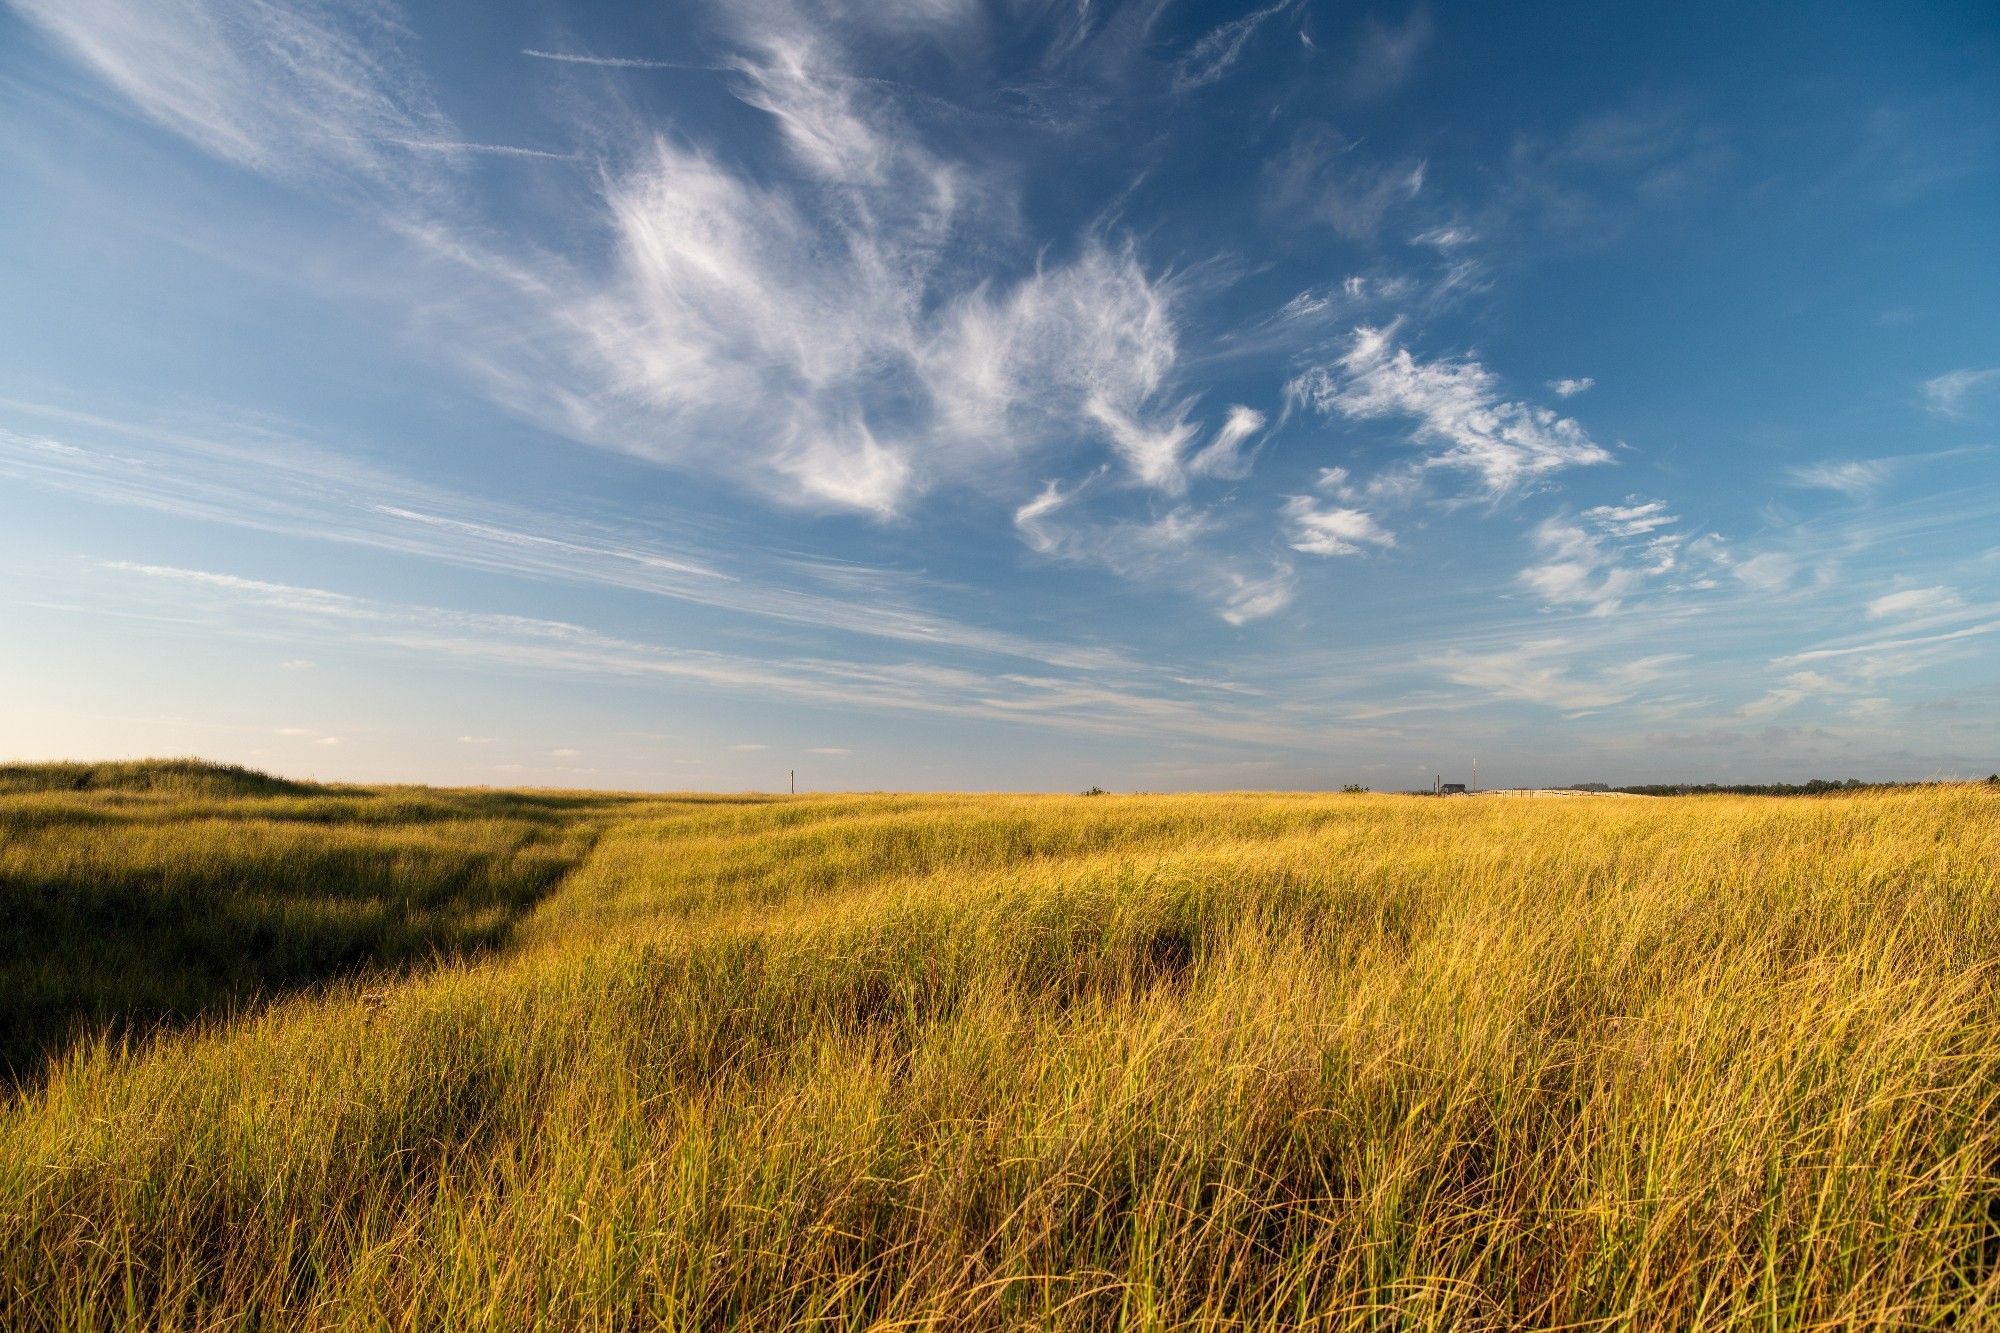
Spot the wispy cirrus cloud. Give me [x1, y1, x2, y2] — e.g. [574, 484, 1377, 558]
[1266, 128, 1428, 241]
[1738, 669, 1852, 718]
[1786, 448, 1985, 499]
[1922, 367, 1999, 418]
[1186, 405, 1266, 480]
[1288, 325, 1612, 498]
[1789, 458, 1896, 497]
[1409, 224, 1476, 250]
[1012, 477, 1298, 624]
[1216, 564, 1296, 626]
[1761, 615, 2000, 714]
[521, 48, 713, 71]
[1438, 638, 1682, 711]
[1281, 495, 1395, 556]
[1738, 595, 1999, 718]
[0, 406, 1137, 673]
[95, 561, 1329, 745]
[1518, 500, 1700, 616]
[1729, 552, 1799, 593]
[536, 12, 1228, 516]
[1776, 620, 2000, 668]
[11, 0, 456, 188]
[1582, 499, 1675, 538]
[388, 138, 579, 161]
[1866, 585, 1962, 620]
[19, 0, 1228, 528]
[1172, 0, 1295, 93]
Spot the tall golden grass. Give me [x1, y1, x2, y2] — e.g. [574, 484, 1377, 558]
[2, 770, 1996, 1328]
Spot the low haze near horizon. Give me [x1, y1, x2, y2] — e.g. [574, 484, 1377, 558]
[1, 0, 1996, 792]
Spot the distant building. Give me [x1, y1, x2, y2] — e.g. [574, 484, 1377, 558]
[1440, 783, 1467, 795]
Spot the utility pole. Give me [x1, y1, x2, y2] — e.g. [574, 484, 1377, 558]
[790, 769, 795, 795]
[1472, 758, 1479, 792]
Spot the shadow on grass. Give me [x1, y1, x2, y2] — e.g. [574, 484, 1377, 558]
[0, 763, 609, 1087]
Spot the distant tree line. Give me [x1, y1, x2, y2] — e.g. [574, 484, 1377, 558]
[1596, 778, 1947, 797]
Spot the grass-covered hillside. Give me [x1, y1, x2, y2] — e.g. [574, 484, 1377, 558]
[2, 765, 1997, 1328]
[0, 761, 627, 1085]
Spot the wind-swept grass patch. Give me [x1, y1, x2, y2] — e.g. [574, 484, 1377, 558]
[1, 781, 1996, 1326]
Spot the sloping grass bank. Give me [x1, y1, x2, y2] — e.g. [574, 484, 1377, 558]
[0, 764, 628, 1083]
[1, 775, 1996, 1327]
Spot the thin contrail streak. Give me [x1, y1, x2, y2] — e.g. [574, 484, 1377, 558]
[390, 139, 579, 161]
[521, 48, 722, 72]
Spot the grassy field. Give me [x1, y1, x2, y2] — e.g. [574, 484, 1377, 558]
[2, 763, 1997, 1328]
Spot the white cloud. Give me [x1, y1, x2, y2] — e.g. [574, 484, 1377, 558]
[1012, 479, 1076, 556]
[12, 0, 452, 189]
[922, 242, 1193, 490]
[1217, 564, 1296, 625]
[731, 743, 770, 752]
[1746, 605, 2000, 712]
[313, 735, 341, 746]
[773, 414, 913, 517]
[1520, 522, 1649, 616]
[1282, 496, 1395, 556]
[274, 726, 314, 736]
[809, 746, 852, 755]
[1313, 462, 1427, 509]
[520, 48, 704, 71]
[457, 735, 497, 744]
[550, 747, 582, 758]
[1580, 499, 1672, 537]
[1084, 399, 1200, 493]
[30, 1, 1221, 524]
[0, 411, 1136, 675]
[1409, 225, 1476, 250]
[1187, 405, 1266, 480]
[1011, 479, 1296, 624]
[1732, 552, 1798, 592]
[1516, 500, 1713, 616]
[389, 139, 577, 162]
[525, 6, 1208, 517]
[1438, 639, 1680, 710]
[574, 129, 934, 515]
[1267, 132, 1427, 240]
[1290, 326, 1612, 497]
[1776, 620, 2000, 668]
[583, 117, 1198, 510]
[1788, 459, 1894, 497]
[1921, 367, 2000, 418]
[1738, 669, 1854, 718]
[277, 658, 314, 671]
[1548, 376, 1594, 397]
[1173, 0, 1295, 93]
[1865, 585, 1962, 620]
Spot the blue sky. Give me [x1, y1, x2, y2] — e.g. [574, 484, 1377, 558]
[1, 0, 1996, 791]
